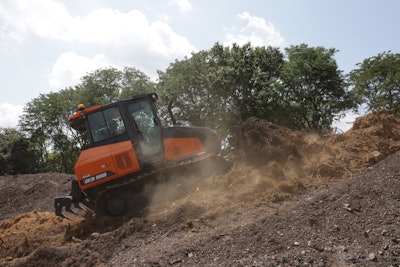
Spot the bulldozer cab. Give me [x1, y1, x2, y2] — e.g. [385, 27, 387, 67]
[70, 93, 164, 166]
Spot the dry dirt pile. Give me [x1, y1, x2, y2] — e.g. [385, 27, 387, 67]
[1, 110, 400, 266]
[241, 109, 400, 181]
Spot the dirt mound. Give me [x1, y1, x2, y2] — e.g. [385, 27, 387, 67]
[0, 212, 82, 263]
[329, 109, 400, 170]
[0, 173, 74, 221]
[1, 109, 400, 266]
[206, 110, 400, 212]
[241, 109, 400, 181]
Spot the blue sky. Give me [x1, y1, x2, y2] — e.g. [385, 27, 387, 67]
[0, 0, 399, 129]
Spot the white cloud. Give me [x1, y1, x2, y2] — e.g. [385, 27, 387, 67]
[48, 52, 110, 88]
[59, 9, 196, 58]
[0, 0, 70, 41]
[0, 2, 196, 56]
[224, 12, 285, 47]
[0, 1, 197, 88]
[49, 9, 196, 87]
[168, 0, 192, 14]
[0, 103, 24, 128]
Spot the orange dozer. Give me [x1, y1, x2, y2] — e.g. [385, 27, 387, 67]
[55, 93, 223, 217]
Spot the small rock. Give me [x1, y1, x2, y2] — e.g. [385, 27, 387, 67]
[368, 151, 384, 163]
[71, 236, 82, 243]
[170, 259, 182, 264]
[368, 253, 376, 261]
[90, 232, 100, 238]
[294, 241, 300, 246]
[343, 203, 352, 211]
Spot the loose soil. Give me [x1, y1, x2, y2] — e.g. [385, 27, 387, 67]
[1, 109, 400, 266]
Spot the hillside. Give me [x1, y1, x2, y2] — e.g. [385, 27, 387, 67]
[1, 110, 400, 266]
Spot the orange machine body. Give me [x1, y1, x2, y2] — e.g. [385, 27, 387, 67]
[75, 141, 141, 190]
[164, 137, 206, 161]
[75, 137, 207, 190]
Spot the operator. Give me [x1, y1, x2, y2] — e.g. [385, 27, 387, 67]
[108, 120, 119, 136]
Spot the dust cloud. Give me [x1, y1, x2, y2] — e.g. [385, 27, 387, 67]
[145, 110, 400, 221]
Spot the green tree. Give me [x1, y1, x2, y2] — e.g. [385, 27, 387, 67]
[349, 51, 400, 112]
[77, 67, 122, 107]
[157, 50, 219, 127]
[19, 88, 79, 172]
[120, 67, 155, 98]
[77, 67, 155, 105]
[281, 44, 351, 132]
[0, 128, 38, 175]
[157, 42, 284, 137]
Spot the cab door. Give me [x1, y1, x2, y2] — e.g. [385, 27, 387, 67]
[126, 99, 164, 164]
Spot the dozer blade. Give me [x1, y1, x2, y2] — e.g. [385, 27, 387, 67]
[54, 196, 88, 218]
[55, 179, 93, 218]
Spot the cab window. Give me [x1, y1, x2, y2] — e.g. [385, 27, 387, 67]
[87, 106, 126, 143]
[127, 100, 163, 157]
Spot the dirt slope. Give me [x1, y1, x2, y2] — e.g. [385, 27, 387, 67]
[1, 109, 400, 266]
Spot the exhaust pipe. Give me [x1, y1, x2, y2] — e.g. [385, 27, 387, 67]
[167, 98, 177, 125]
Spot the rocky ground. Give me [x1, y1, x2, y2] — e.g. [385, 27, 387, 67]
[1, 110, 400, 266]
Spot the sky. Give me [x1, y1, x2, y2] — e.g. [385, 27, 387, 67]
[0, 0, 399, 130]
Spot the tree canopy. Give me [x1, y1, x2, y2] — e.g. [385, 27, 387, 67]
[158, 43, 350, 134]
[157, 43, 285, 136]
[281, 44, 352, 132]
[0, 128, 38, 175]
[349, 51, 400, 112]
